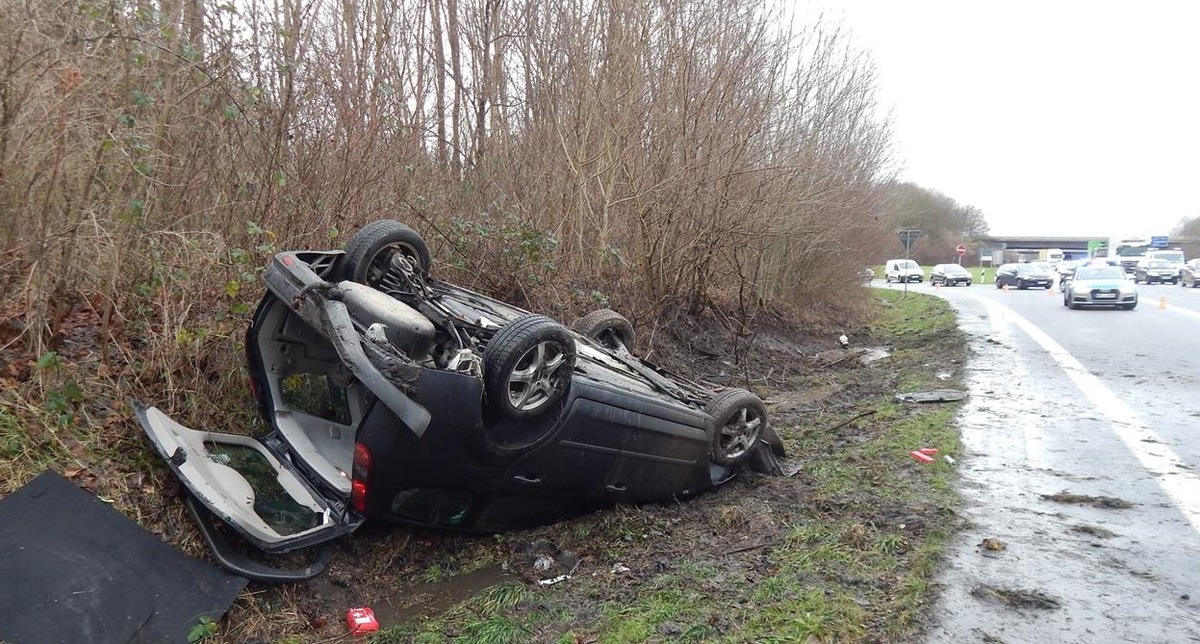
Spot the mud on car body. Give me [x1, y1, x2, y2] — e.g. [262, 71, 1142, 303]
[136, 221, 785, 581]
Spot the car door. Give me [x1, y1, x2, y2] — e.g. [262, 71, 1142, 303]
[135, 404, 362, 554]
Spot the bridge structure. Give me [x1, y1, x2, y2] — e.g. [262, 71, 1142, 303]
[974, 235, 1199, 265]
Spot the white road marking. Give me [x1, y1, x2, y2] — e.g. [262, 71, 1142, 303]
[1159, 300, 1200, 322]
[968, 293, 1200, 535]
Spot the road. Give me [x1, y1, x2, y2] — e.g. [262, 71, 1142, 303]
[889, 278, 1200, 643]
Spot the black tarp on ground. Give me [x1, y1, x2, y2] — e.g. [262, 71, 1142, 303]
[0, 470, 246, 644]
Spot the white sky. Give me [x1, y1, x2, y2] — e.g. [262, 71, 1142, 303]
[801, 0, 1200, 237]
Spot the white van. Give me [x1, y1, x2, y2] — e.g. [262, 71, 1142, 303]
[885, 259, 924, 283]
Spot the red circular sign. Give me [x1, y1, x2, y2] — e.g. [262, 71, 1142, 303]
[955, 244, 967, 256]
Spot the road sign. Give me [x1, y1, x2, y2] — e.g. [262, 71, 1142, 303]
[898, 229, 922, 251]
[1151, 235, 1169, 248]
[955, 244, 967, 256]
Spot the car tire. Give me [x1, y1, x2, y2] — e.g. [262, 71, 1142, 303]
[995, 280, 1003, 290]
[572, 309, 635, 352]
[705, 388, 767, 468]
[1017, 279, 1027, 290]
[343, 220, 432, 286]
[483, 314, 577, 420]
[1066, 294, 1078, 309]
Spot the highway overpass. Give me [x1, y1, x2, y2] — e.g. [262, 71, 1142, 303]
[975, 235, 1199, 265]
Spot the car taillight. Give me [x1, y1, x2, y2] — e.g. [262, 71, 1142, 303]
[350, 442, 373, 513]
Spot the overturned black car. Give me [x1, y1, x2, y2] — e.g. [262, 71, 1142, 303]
[137, 221, 785, 580]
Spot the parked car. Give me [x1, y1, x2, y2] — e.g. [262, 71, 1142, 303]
[1181, 259, 1200, 288]
[885, 259, 924, 283]
[1133, 259, 1179, 284]
[995, 263, 1055, 289]
[930, 263, 972, 286]
[136, 220, 786, 581]
[1063, 265, 1138, 310]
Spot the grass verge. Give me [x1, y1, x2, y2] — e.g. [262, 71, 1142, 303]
[0, 288, 967, 643]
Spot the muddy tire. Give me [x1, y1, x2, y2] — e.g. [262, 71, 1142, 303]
[483, 315, 577, 420]
[705, 388, 767, 467]
[343, 220, 431, 286]
[572, 309, 635, 351]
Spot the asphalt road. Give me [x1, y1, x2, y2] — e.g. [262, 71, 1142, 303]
[885, 278, 1200, 643]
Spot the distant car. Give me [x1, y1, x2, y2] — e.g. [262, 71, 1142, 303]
[1056, 259, 1086, 287]
[930, 263, 972, 286]
[1181, 259, 1200, 288]
[1133, 259, 1179, 285]
[885, 259, 924, 283]
[1030, 261, 1055, 275]
[1145, 249, 1186, 279]
[1063, 265, 1138, 310]
[995, 263, 1055, 290]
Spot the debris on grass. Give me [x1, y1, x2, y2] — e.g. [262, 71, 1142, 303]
[345, 607, 379, 636]
[1040, 491, 1134, 509]
[895, 389, 967, 403]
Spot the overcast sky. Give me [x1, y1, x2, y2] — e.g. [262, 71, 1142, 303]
[802, 0, 1200, 238]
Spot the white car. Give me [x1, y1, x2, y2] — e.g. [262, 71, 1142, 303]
[1063, 265, 1137, 310]
[885, 259, 924, 283]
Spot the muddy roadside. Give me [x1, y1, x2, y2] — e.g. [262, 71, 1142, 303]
[192, 290, 967, 643]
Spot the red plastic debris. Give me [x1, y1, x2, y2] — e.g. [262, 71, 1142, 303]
[346, 607, 379, 636]
[918, 448, 938, 456]
[909, 450, 935, 464]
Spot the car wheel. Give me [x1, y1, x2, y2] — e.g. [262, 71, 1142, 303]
[705, 388, 767, 467]
[995, 280, 1003, 290]
[483, 314, 577, 420]
[1066, 294, 1078, 309]
[572, 309, 635, 352]
[966, 280, 972, 286]
[343, 220, 432, 286]
[1017, 279, 1027, 290]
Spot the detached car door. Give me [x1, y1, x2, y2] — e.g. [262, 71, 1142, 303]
[136, 404, 362, 554]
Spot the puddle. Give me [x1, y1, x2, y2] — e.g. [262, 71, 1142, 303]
[769, 384, 841, 410]
[858, 346, 891, 364]
[370, 564, 514, 624]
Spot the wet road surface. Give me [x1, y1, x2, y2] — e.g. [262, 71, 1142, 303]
[888, 279, 1200, 643]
